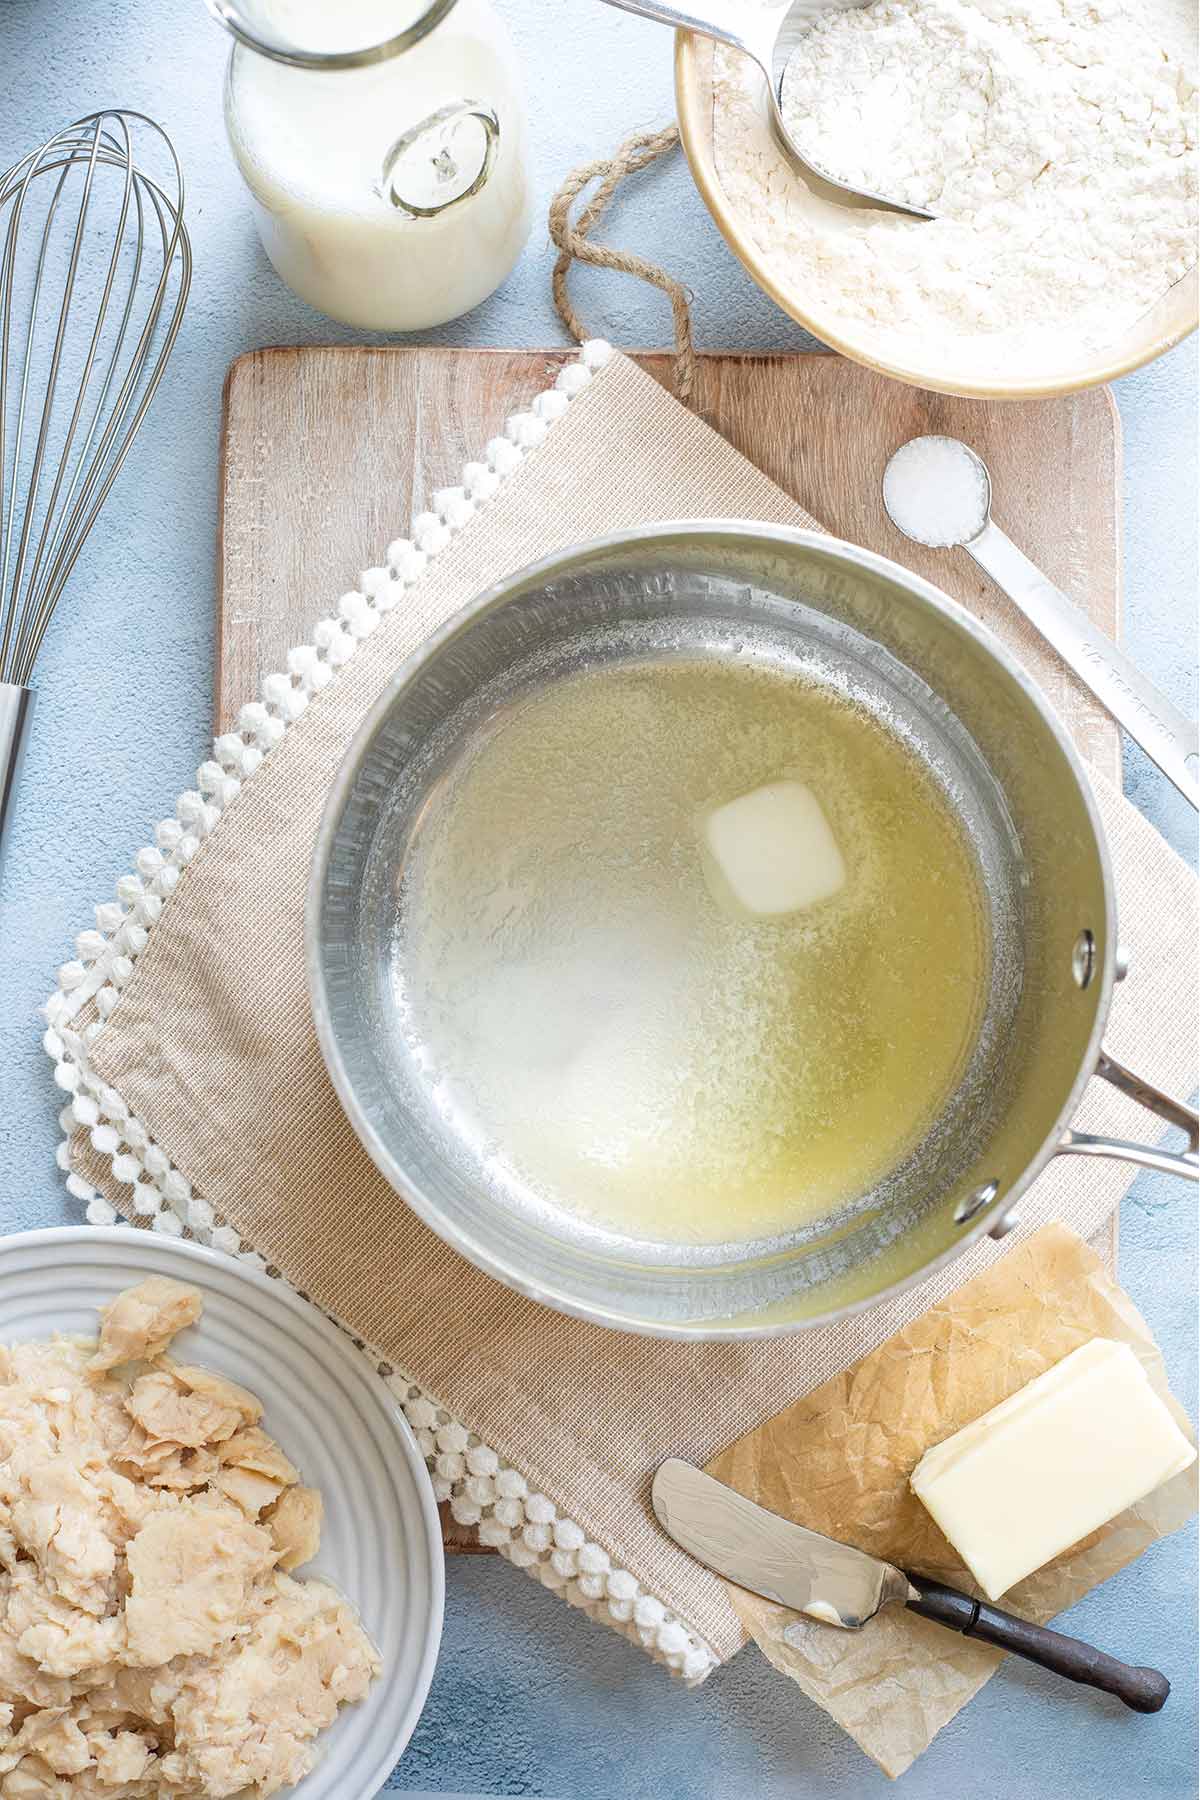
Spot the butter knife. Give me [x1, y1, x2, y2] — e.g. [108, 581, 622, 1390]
[652, 1460, 1170, 1713]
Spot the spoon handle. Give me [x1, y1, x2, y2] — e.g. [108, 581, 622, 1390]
[593, 0, 774, 67]
[966, 521, 1199, 810]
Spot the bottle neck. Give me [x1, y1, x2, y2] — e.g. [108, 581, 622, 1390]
[204, 0, 460, 70]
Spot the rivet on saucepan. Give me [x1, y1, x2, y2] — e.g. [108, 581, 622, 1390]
[987, 1208, 1021, 1241]
[954, 1180, 999, 1225]
[1072, 929, 1096, 989]
[1114, 944, 1130, 982]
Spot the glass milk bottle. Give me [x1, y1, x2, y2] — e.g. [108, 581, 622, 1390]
[207, 0, 532, 330]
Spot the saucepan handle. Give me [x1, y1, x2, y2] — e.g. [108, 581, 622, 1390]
[1056, 1046, 1198, 1181]
[906, 1577, 1171, 1714]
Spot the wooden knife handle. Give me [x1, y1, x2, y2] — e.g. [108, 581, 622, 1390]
[906, 1576, 1170, 1714]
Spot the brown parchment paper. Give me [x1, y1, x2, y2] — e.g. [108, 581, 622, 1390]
[708, 1224, 1198, 1778]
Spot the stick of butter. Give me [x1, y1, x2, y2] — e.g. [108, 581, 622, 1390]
[910, 1338, 1196, 1601]
[700, 779, 846, 918]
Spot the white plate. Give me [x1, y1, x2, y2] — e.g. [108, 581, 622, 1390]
[0, 1226, 444, 1799]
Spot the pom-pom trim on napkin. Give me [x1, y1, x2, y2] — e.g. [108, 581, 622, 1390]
[41, 338, 720, 1688]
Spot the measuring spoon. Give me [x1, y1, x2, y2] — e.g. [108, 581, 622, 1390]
[597, 0, 934, 220]
[883, 436, 1199, 810]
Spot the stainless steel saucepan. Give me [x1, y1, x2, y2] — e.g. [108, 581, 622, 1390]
[307, 525, 1197, 1339]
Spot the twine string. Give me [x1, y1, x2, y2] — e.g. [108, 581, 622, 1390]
[548, 124, 698, 403]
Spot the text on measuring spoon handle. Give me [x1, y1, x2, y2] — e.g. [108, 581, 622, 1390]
[967, 521, 1199, 809]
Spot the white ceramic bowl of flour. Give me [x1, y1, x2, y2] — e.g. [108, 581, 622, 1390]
[676, 0, 1197, 399]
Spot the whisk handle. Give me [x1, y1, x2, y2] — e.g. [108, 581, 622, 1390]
[0, 683, 34, 887]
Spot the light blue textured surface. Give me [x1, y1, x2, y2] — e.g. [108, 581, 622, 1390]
[0, 3, 1195, 1796]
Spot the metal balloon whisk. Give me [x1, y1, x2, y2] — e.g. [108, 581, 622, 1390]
[0, 110, 191, 873]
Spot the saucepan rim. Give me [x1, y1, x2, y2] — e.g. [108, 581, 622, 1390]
[306, 520, 1118, 1340]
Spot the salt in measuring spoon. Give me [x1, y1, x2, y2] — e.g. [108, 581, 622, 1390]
[597, 0, 934, 220]
[883, 436, 1199, 811]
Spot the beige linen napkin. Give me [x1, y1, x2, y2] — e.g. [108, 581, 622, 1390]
[71, 351, 1197, 1669]
[710, 1224, 1198, 1777]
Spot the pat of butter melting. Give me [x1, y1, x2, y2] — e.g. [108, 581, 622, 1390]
[910, 1339, 1196, 1601]
[700, 779, 846, 918]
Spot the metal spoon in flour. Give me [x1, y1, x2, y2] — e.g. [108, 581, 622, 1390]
[883, 436, 1200, 810]
[597, 0, 935, 220]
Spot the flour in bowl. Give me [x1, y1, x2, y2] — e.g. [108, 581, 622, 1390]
[712, 0, 1197, 376]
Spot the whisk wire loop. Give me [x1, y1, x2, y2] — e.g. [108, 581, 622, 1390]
[12, 126, 136, 669]
[0, 110, 191, 690]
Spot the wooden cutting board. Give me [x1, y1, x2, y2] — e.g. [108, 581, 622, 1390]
[216, 347, 1123, 1551]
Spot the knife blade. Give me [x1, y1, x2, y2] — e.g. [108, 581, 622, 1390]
[651, 1458, 915, 1629]
[650, 1459, 1172, 1714]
